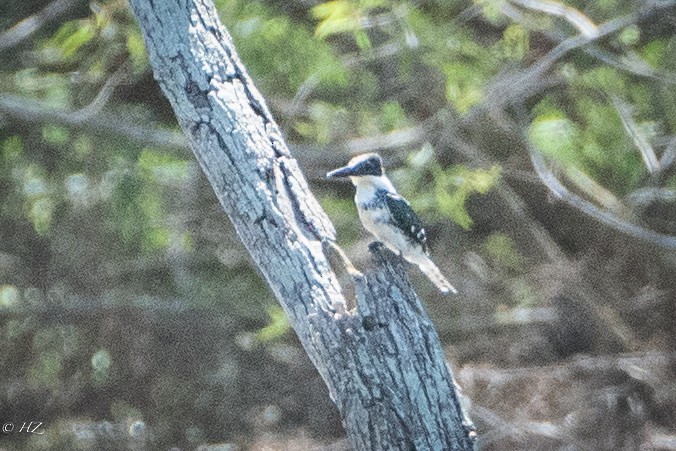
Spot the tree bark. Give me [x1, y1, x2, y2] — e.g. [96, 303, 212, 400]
[128, 0, 476, 449]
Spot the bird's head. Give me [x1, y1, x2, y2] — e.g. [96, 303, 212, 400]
[326, 153, 384, 183]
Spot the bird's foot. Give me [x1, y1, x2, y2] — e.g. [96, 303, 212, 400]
[367, 240, 385, 253]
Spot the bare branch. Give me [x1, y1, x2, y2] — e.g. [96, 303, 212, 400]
[0, 0, 79, 52]
[626, 187, 676, 207]
[659, 136, 676, 172]
[345, 126, 426, 154]
[509, 0, 599, 38]
[70, 60, 132, 123]
[466, 11, 638, 122]
[0, 93, 188, 149]
[611, 95, 660, 174]
[565, 166, 630, 214]
[528, 144, 676, 249]
[493, 0, 676, 115]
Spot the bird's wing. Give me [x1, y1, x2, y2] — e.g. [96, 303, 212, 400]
[384, 192, 428, 254]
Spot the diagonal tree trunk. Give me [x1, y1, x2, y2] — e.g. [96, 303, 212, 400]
[128, 0, 476, 449]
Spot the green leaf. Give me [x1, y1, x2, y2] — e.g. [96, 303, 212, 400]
[28, 197, 53, 235]
[145, 227, 170, 251]
[256, 306, 290, 342]
[476, 0, 509, 26]
[529, 113, 581, 164]
[126, 28, 148, 72]
[501, 24, 529, 60]
[42, 124, 70, 146]
[47, 20, 96, 60]
[618, 25, 640, 47]
[483, 233, 525, 273]
[433, 164, 501, 229]
[354, 29, 372, 50]
[444, 62, 484, 113]
[312, 1, 360, 39]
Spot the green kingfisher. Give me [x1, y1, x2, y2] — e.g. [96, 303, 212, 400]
[327, 153, 457, 294]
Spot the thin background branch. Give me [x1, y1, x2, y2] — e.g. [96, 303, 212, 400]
[527, 141, 676, 249]
[0, 0, 80, 52]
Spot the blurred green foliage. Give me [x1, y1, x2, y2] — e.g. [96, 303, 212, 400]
[0, 0, 675, 449]
[255, 306, 291, 342]
[389, 146, 501, 229]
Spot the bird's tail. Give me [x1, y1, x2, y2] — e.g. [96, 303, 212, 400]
[418, 257, 458, 295]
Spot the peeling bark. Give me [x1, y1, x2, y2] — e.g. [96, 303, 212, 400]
[127, 0, 475, 449]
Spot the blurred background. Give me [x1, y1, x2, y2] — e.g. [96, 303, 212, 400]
[0, 0, 675, 449]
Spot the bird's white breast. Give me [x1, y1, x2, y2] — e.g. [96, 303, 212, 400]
[353, 178, 422, 259]
[357, 206, 423, 258]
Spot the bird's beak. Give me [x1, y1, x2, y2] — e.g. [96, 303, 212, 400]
[326, 165, 355, 179]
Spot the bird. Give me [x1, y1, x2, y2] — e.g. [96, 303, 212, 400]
[326, 153, 457, 294]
